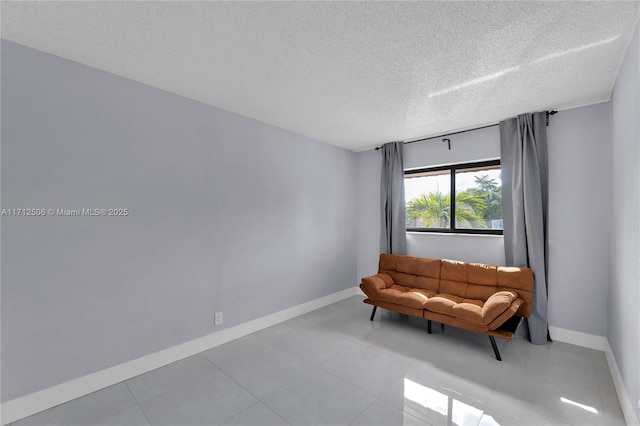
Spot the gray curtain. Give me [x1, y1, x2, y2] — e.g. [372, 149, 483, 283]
[500, 112, 549, 344]
[380, 142, 407, 254]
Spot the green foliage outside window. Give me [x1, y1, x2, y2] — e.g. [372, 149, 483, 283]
[406, 173, 502, 231]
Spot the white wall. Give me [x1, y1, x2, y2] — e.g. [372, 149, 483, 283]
[355, 104, 612, 339]
[609, 20, 640, 421]
[1, 40, 357, 402]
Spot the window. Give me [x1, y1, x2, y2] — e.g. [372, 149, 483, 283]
[405, 160, 502, 234]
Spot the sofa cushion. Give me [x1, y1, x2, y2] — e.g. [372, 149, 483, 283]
[425, 294, 486, 324]
[497, 268, 532, 290]
[379, 253, 398, 272]
[395, 256, 440, 276]
[377, 286, 434, 310]
[379, 254, 399, 281]
[439, 260, 468, 296]
[423, 294, 463, 315]
[482, 291, 519, 324]
[395, 273, 440, 292]
[441, 259, 507, 302]
[451, 302, 483, 324]
[468, 262, 498, 285]
[394, 256, 441, 292]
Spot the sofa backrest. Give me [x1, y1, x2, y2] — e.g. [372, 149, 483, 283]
[440, 259, 533, 318]
[379, 254, 440, 292]
[378, 254, 534, 318]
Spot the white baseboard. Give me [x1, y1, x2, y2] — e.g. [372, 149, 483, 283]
[548, 326, 607, 350]
[605, 340, 640, 426]
[550, 326, 638, 425]
[0, 287, 358, 425]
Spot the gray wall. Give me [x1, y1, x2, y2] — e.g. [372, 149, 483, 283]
[609, 21, 640, 420]
[355, 103, 612, 338]
[355, 149, 381, 283]
[1, 40, 356, 402]
[546, 102, 611, 336]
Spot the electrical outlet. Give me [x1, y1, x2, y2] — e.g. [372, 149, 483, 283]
[214, 312, 223, 326]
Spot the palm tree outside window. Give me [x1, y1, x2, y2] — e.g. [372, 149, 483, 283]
[405, 160, 502, 235]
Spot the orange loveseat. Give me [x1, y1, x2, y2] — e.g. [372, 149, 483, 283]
[360, 254, 534, 360]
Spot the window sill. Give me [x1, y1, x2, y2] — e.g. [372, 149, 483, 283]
[406, 231, 504, 238]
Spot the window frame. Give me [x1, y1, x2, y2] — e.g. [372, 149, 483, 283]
[405, 159, 503, 235]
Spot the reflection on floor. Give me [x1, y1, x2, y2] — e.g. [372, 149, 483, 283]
[13, 296, 625, 425]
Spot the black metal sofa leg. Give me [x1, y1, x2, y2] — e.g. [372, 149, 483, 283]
[370, 306, 377, 321]
[427, 321, 443, 334]
[489, 336, 502, 361]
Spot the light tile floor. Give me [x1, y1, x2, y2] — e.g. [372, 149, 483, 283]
[12, 296, 625, 426]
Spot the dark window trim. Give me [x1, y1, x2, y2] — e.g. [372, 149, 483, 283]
[405, 159, 503, 235]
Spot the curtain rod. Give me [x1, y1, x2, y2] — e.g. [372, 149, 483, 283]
[374, 110, 557, 151]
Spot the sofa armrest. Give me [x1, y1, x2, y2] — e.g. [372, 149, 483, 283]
[482, 291, 518, 325]
[360, 273, 393, 299]
[486, 298, 523, 330]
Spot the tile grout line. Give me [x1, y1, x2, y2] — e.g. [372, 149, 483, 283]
[122, 379, 142, 405]
[205, 344, 317, 424]
[347, 397, 377, 426]
[200, 334, 277, 369]
[121, 381, 154, 426]
[126, 354, 220, 405]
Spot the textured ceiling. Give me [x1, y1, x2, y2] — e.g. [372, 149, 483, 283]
[2, 1, 639, 151]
